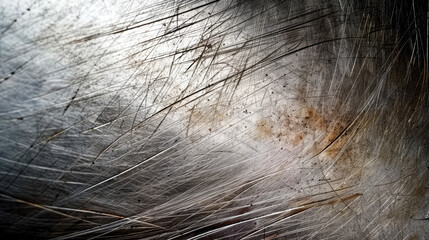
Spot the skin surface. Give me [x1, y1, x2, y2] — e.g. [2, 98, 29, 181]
[0, 0, 428, 239]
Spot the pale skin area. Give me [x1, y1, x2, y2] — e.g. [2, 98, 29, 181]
[0, 0, 428, 239]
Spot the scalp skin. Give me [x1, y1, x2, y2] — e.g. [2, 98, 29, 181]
[0, 0, 428, 239]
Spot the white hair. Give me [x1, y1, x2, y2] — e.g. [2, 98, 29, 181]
[0, 0, 428, 239]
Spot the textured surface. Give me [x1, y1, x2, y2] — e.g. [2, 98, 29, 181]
[0, 0, 428, 239]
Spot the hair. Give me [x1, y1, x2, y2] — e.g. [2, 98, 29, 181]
[0, 0, 428, 239]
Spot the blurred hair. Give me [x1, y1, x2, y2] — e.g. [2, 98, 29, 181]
[0, 0, 428, 239]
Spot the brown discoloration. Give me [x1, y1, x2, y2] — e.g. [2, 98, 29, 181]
[190, 108, 227, 124]
[254, 106, 326, 145]
[404, 234, 419, 240]
[412, 179, 428, 197]
[322, 193, 362, 205]
[236, 206, 250, 215]
[291, 134, 303, 146]
[291, 193, 362, 209]
[289, 196, 313, 207]
[254, 106, 351, 157]
[262, 233, 278, 240]
[256, 119, 274, 138]
[301, 107, 314, 119]
[317, 120, 352, 159]
[300, 107, 328, 130]
[187, 106, 228, 134]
